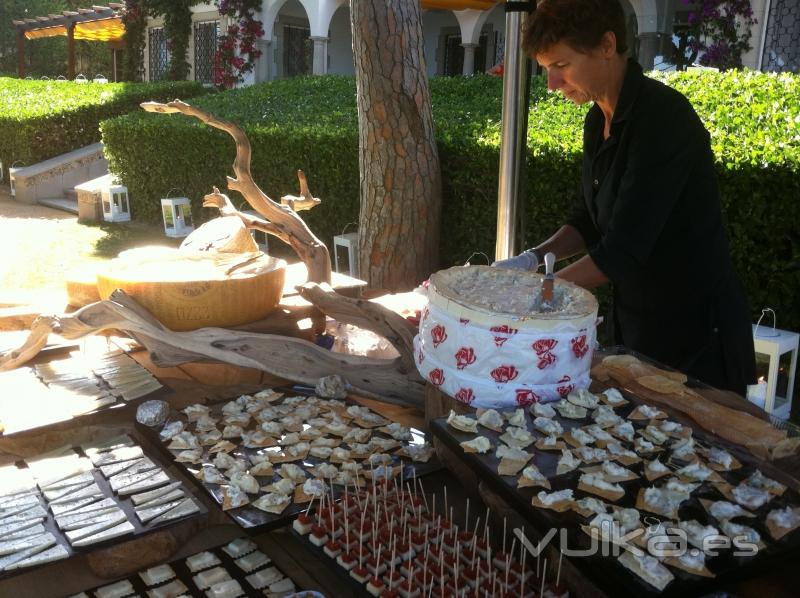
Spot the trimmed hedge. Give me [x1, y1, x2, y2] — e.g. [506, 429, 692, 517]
[0, 78, 209, 180]
[101, 70, 800, 333]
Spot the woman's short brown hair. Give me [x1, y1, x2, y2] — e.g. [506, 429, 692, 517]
[523, 0, 628, 57]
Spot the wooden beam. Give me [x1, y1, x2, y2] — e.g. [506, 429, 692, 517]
[17, 29, 25, 79]
[67, 22, 75, 79]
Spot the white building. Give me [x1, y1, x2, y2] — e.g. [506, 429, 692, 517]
[142, 0, 798, 84]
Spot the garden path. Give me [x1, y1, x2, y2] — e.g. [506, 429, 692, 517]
[0, 187, 107, 307]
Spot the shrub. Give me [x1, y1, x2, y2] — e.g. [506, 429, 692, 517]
[101, 70, 800, 333]
[0, 78, 209, 180]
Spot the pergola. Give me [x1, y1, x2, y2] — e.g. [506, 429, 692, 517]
[12, 3, 125, 81]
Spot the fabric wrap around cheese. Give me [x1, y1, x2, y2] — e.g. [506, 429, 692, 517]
[415, 266, 598, 408]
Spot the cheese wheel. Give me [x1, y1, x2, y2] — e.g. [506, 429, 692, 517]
[415, 265, 599, 408]
[65, 267, 102, 308]
[96, 248, 286, 331]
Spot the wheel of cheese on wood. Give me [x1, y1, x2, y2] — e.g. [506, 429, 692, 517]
[65, 267, 102, 308]
[414, 265, 598, 408]
[96, 247, 286, 331]
[179, 215, 259, 254]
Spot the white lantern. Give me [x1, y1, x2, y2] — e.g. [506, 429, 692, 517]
[333, 232, 359, 277]
[161, 197, 194, 238]
[101, 184, 131, 222]
[9, 162, 24, 198]
[750, 309, 798, 420]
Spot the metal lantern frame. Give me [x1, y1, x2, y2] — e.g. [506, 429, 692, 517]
[101, 184, 131, 222]
[161, 196, 194, 238]
[333, 232, 359, 278]
[8, 161, 25, 197]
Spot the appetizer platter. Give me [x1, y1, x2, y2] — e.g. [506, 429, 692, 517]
[0, 433, 205, 579]
[0, 349, 166, 436]
[67, 536, 299, 598]
[292, 478, 570, 597]
[143, 387, 439, 531]
[430, 377, 800, 597]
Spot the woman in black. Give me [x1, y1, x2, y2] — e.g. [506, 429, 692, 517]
[495, 0, 755, 396]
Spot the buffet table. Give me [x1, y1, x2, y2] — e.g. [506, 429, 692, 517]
[2, 314, 800, 597]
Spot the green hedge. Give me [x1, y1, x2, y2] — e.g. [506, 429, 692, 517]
[101, 70, 800, 333]
[0, 78, 209, 180]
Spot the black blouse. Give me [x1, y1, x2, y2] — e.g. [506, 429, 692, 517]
[565, 60, 754, 392]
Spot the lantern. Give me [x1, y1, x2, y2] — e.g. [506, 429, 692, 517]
[333, 232, 359, 277]
[161, 197, 194, 238]
[9, 162, 24, 198]
[750, 309, 798, 420]
[101, 184, 131, 222]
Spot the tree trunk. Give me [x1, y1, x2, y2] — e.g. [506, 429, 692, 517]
[350, 1, 442, 291]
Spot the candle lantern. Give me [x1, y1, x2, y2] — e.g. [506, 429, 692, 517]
[101, 184, 131, 222]
[749, 309, 798, 420]
[333, 232, 359, 278]
[161, 196, 194, 238]
[9, 161, 25, 197]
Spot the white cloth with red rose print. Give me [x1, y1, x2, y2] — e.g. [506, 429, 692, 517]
[414, 301, 596, 408]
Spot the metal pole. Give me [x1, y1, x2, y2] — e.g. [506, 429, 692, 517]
[757, 0, 772, 71]
[67, 23, 76, 80]
[17, 29, 25, 79]
[495, 1, 532, 261]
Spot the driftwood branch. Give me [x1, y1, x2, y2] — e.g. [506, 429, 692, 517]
[0, 291, 424, 408]
[141, 100, 331, 285]
[297, 283, 417, 375]
[202, 188, 289, 244]
[280, 170, 322, 212]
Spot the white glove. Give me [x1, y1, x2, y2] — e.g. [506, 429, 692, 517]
[491, 250, 540, 271]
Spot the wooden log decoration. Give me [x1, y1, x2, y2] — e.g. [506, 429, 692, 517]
[280, 170, 322, 212]
[140, 99, 332, 285]
[0, 290, 425, 408]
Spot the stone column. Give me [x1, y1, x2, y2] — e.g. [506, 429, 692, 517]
[255, 39, 272, 82]
[462, 42, 478, 75]
[637, 31, 661, 71]
[311, 36, 329, 75]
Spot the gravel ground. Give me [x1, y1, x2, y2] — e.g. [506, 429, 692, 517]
[0, 187, 107, 306]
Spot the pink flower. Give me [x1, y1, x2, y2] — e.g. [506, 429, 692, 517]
[515, 389, 539, 406]
[532, 338, 557, 354]
[490, 325, 518, 347]
[570, 334, 589, 359]
[428, 368, 445, 387]
[532, 338, 558, 370]
[490, 365, 519, 384]
[431, 324, 447, 348]
[454, 347, 476, 370]
[556, 375, 574, 397]
[454, 388, 475, 405]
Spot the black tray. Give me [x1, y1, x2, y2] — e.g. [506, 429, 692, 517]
[139, 386, 441, 533]
[430, 383, 800, 597]
[289, 526, 372, 597]
[0, 436, 207, 581]
[77, 535, 299, 597]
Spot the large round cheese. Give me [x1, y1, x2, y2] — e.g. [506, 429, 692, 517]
[96, 248, 286, 331]
[414, 265, 598, 408]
